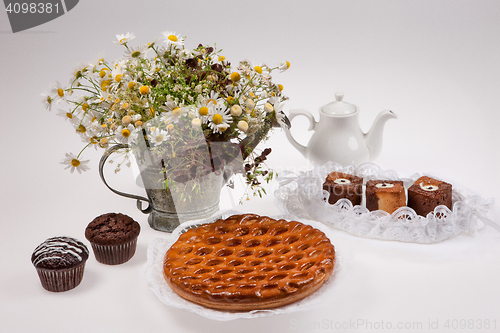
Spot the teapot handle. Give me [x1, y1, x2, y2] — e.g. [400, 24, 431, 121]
[283, 109, 317, 158]
[98, 144, 153, 214]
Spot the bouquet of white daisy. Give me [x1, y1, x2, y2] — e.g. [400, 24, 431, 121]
[43, 31, 290, 200]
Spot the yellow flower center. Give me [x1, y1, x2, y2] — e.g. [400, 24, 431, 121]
[226, 96, 234, 103]
[46, 96, 52, 104]
[172, 107, 182, 117]
[278, 84, 284, 91]
[82, 103, 89, 111]
[57, 88, 64, 97]
[199, 106, 209, 116]
[128, 81, 136, 89]
[135, 120, 143, 127]
[101, 80, 110, 91]
[140, 85, 150, 95]
[71, 159, 80, 167]
[66, 112, 73, 119]
[122, 102, 130, 110]
[167, 124, 174, 130]
[121, 128, 131, 137]
[230, 72, 241, 82]
[155, 135, 164, 143]
[286, 61, 291, 69]
[76, 124, 86, 133]
[100, 137, 108, 145]
[212, 114, 223, 125]
[218, 56, 225, 61]
[99, 70, 106, 78]
[131, 51, 141, 58]
[254, 66, 262, 74]
[115, 74, 122, 82]
[168, 35, 178, 42]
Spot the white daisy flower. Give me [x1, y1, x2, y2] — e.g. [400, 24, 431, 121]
[124, 45, 149, 60]
[61, 153, 90, 174]
[146, 37, 159, 49]
[71, 62, 89, 82]
[208, 100, 232, 134]
[194, 100, 211, 124]
[203, 91, 219, 106]
[50, 81, 67, 103]
[149, 129, 168, 146]
[114, 32, 135, 45]
[278, 61, 291, 72]
[115, 124, 138, 144]
[57, 108, 82, 126]
[83, 110, 106, 135]
[111, 60, 127, 84]
[161, 100, 178, 113]
[163, 106, 184, 124]
[41, 92, 53, 111]
[92, 90, 111, 106]
[162, 31, 184, 48]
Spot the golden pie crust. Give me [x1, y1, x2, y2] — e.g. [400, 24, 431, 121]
[163, 214, 336, 311]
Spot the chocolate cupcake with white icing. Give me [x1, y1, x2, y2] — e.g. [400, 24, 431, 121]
[31, 236, 89, 292]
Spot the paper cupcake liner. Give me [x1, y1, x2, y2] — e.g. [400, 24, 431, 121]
[90, 237, 138, 265]
[36, 261, 86, 292]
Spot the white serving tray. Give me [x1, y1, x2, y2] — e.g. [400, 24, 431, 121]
[275, 162, 498, 244]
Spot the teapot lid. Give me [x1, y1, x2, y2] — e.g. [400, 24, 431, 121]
[322, 92, 357, 115]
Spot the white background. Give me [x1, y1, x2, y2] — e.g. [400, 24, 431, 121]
[1, 1, 499, 332]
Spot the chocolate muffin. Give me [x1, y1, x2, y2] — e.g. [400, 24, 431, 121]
[366, 180, 406, 214]
[31, 236, 89, 292]
[407, 176, 452, 217]
[323, 171, 363, 206]
[85, 213, 140, 265]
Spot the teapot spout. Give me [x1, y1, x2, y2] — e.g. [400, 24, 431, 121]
[365, 110, 397, 161]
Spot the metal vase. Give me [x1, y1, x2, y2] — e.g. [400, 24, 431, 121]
[98, 144, 227, 233]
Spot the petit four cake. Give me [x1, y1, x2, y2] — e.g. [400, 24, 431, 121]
[85, 213, 140, 265]
[407, 176, 452, 217]
[323, 171, 363, 206]
[365, 180, 406, 214]
[31, 236, 89, 292]
[163, 214, 336, 311]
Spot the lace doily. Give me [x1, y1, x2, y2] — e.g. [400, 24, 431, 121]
[275, 162, 498, 244]
[142, 210, 344, 321]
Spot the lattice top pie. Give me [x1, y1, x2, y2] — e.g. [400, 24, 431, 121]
[163, 214, 336, 311]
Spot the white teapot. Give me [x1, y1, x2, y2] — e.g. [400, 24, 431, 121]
[284, 92, 397, 166]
